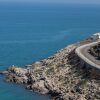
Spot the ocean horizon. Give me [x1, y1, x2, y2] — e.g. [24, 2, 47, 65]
[0, 3, 100, 100]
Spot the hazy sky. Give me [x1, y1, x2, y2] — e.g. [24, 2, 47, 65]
[1, 0, 100, 4]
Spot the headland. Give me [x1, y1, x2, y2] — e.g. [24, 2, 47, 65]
[0, 33, 100, 100]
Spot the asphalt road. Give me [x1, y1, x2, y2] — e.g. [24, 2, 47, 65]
[75, 40, 100, 69]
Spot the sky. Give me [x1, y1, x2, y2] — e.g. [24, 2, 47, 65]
[0, 0, 100, 4]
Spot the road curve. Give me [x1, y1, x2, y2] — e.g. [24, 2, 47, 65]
[75, 40, 100, 70]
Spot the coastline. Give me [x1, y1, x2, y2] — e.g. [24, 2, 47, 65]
[1, 37, 100, 100]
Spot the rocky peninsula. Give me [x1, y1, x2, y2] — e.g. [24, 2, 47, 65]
[0, 36, 100, 100]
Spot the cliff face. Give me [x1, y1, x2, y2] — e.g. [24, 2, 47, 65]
[1, 40, 100, 100]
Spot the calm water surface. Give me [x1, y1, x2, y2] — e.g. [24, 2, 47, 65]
[0, 3, 100, 100]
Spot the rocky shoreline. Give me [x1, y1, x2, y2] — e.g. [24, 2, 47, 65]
[0, 37, 100, 100]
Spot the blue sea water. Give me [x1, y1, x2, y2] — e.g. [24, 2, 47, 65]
[0, 3, 100, 100]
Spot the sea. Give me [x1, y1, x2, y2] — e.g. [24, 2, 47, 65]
[0, 2, 100, 100]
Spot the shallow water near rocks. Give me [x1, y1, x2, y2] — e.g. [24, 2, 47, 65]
[0, 3, 100, 100]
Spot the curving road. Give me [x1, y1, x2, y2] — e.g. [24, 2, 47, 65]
[75, 40, 100, 70]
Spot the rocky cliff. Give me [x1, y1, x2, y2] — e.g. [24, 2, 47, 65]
[1, 38, 100, 100]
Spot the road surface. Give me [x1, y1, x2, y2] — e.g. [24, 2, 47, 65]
[75, 40, 100, 69]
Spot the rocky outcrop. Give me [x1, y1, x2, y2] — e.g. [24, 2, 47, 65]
[1, 38, 100, 100]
